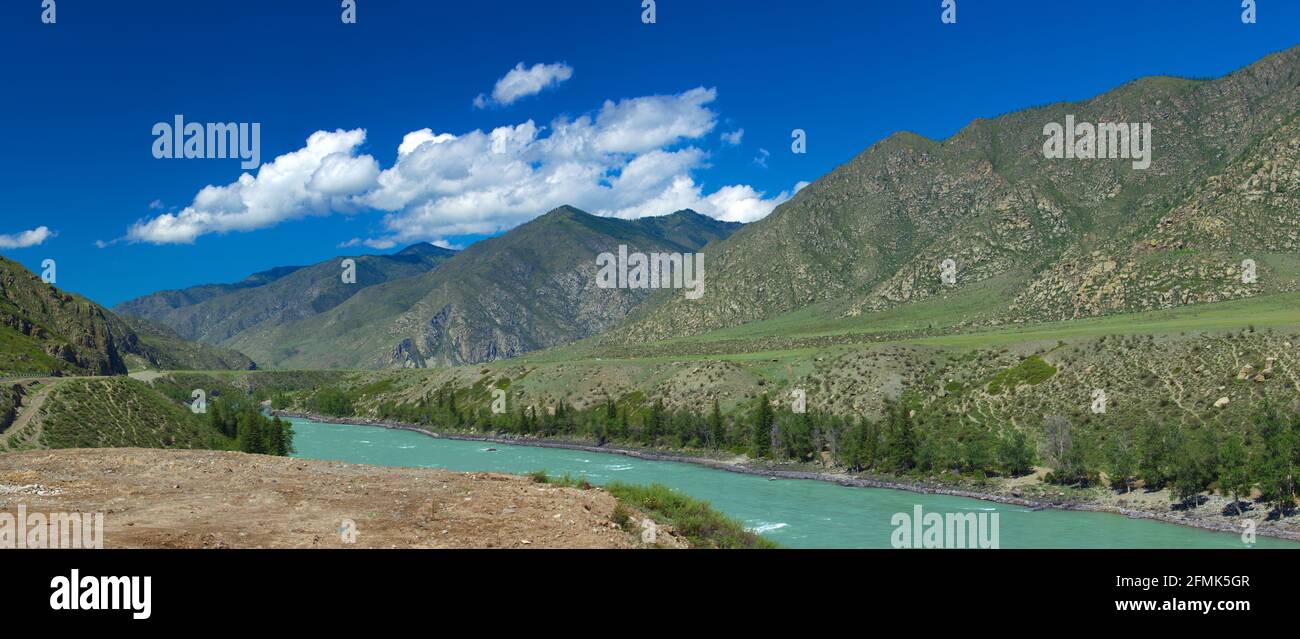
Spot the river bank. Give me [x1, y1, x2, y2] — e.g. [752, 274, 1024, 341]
[273, 410, 1300, 544]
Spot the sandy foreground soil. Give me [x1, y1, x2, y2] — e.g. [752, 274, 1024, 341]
[0, 448, 675, 549]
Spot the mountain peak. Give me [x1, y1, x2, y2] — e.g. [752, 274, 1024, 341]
[542, 205, 592, 220]
[396, 242, 458, 257]
[666, 208, 706, 219]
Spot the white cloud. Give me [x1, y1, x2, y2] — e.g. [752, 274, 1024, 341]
[129, 129, 378, 244]
[397, 129, 456, 156]
[476, 62, 574, 108]
[338, 237, 398, 250]
[0, 226, 54, 249]
[721, 129, 744, 145]
[589, 87, 718, 154]
[130, 87, 796, 246]
[308, 153, 381, 196]
[754, 148, 771, 168]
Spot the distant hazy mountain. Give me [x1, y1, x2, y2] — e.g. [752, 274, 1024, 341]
[609, 46, 1300, 342]
[116, 243, 456, 345]
[218, 207, 740, 369]
[0, 256, 251, 375]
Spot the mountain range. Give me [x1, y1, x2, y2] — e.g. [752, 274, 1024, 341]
[609, 46, 1300, 343]
[38, 45, 1300, 373]
[115, 243, 456, 345]
[117, 208, 740, 369]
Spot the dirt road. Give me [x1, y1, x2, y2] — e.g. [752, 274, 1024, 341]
[0, 378, 66, 449]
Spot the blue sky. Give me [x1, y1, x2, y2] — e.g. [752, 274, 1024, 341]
[1, 0, 1297, 307]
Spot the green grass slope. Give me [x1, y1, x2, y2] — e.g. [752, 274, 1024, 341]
[12, 377, 231, 451]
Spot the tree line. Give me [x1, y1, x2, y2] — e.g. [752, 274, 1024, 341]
[208, 396, 295, 456]
[313, 382, 1300, 516]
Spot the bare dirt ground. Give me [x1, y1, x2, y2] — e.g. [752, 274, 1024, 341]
[0, 448, 672, 549]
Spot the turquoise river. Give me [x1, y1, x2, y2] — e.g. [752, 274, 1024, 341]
[288, 417, 1299, 549]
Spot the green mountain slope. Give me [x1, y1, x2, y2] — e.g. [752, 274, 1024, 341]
[0, 256, 253, 376]
[115, 243, 456, 344]
[226, 207, 740, 369]
[608, 46, 1300, 344]
[1, 255, 142, 375]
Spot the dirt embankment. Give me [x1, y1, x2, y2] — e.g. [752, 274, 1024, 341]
[0, 448, 672, 549]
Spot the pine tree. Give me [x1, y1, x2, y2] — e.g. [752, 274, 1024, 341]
[1218, 433, 1251, 515]
[1170, 427, 1215, 508]
[751, 394, 773, 459]
[1253, 405, 1296, 515]
[884, 399, 916, 472]
[1137, 420, 1177, 490]
[708, 400, 725, 449]
[997, 425, 1035, 477]
[645, 400, 664, 445]
[960, 422, 996, 475]
[1106, 429, 1138, 492]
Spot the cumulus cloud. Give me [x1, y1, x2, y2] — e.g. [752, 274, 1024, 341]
[475, 62, 573, 108]
[0, 226, 54, 249]
[128, 129, 379, 244]
[130, 87, 796, 246]
[721, 129, 744, 145]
